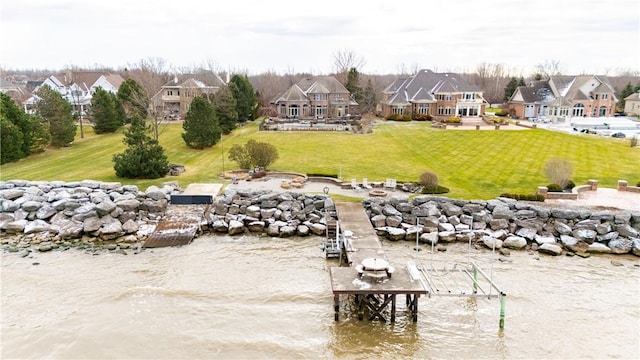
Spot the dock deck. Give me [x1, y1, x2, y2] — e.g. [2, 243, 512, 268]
[329, 202, 427, 322]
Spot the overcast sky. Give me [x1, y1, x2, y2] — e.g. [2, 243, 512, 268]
[1, 0, 638, 76]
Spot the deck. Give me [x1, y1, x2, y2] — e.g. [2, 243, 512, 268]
[329, 202, 427, 322]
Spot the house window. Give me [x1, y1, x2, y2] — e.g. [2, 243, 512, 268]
[463, 93, 475, 100]
[417, 104, 429, 115]
[601, 93, 608, 100]
[279, 105, 286, 116]
[595, 94, 599, 100]
[445, 107, 452, 115]
[599, 106, 607, 116]
[392, 106, 405, 115]
[437, 106, 444, 115]
[572, 103, 585, 117]
[333, 94, 341, 100]
[315, 106, 326, 116]
[289, 105, 299, 117]
[314, 94, 325, 101]
[167, 90, 173, 96]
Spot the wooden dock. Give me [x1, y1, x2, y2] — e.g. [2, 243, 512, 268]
[143, 205, 206, 248]
[329, 202, 428, 322]
[144, 183, 221, 248]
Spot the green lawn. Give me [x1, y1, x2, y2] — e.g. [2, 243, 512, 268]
[2, 120, 638, 200]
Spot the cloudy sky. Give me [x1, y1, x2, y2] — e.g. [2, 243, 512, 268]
[1, 0, 638, 76]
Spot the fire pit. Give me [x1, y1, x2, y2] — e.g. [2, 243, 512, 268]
[368, 189, 387, 197]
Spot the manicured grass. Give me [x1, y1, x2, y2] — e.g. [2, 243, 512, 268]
[2, 120, 638, 200]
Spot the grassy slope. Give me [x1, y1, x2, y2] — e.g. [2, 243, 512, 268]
[1, 120, 638, 200]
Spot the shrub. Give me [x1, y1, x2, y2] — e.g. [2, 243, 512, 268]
[307, 173, 338, 178]
[630, 135, 639, 147]
[499, 193, 545, 202]
[447, 116, 461, 123]
[637, 181, 640, 187]
[419, 170, 439, 188]
[412, 114, 432, 121]
[546, 183, 564, 192]
[421, 185, 450, 194]
[398, 115, 412, 121]
[385, 114, 399, 121]
[496, 109, 509, 117]
[564, 180, 576, 191]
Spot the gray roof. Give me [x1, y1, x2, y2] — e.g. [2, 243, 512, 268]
[382, 69, 481, 106]
[297, 76, 349, 94]
[273, 84, 307, 103]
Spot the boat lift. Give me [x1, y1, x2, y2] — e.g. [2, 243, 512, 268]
[407, 221, 507, 328]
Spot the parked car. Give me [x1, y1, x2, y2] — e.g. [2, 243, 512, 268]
[611, 132, 626, 138]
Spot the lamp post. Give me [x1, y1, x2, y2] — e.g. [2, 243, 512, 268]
[220, 132, 225, 176]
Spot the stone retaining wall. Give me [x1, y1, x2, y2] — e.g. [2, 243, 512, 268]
[364, 195, 640, 257]
[0, 181, 336, 254]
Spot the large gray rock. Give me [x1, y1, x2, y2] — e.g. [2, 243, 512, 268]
[309, 223, 326, 236]
[503, 235, 527, 250]
[0, 188, 24, 200]
[481, 236, 502, 250]
[441, 202, 462, 217]
[538, 243, 563, 256]
[58, 220, 83, 239]
[122, 219, 140, 234]
[608, 238, 633, 254]
[2, 199, 19, 212]
[386, 215, 403, 228]
[370, 214, 387, 228]
[297, 225, 310, 236]
[21, 200, 42, 212]
[516, 227, 538, 240]
[279, 225, 296, 237]
[228, 220, 245, 235]
[36, 205, 57, 220]
[386, 227, 406, 241]
[554, 221, 573, 235]
[632, 239, 640, 257]
[83, 217, 102, 233]
[96, 200, 117, 216]
[492, 204, 513, 220]
[24, 219, 51, 234]
[419, 232, 438, 245]
[5, 219, 27, 233]
[247, 221, 266, 232]
[438, 231, 456, 243]
[572, 229, 597, 244]
[438, 223, 455, 232]
[587, 243, 611, 254]
[534, 234, 556, 245]
[617, 224, 638, 238]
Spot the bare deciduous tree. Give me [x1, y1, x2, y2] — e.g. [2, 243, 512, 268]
[332, 49, 366, 83]
[124, 57, 172, 140]
[535, 60, 565, 79]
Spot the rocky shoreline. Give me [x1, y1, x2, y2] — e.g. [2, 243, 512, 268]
[1, 180, 639, 258]
[364, 195, 640, 257]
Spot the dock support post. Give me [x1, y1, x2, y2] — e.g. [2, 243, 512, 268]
[334, 294, 340, 321]
[391, 295, 396, 323]
[499, 294, 506, 328]
[473, 265, 478, 294]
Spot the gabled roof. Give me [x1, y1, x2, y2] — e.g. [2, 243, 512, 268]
[297, 76, 349, 94]
[306, 81, 330, 94]
[382, 69, 481, 106]
[624, 92, 640, 101]
[273, 84, 307, 103]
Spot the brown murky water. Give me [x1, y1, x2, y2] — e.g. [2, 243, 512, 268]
[2, 235, 639, 359]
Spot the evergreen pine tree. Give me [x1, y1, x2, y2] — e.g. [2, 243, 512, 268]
[182, 96, 220, 149]
[92, 87, 123, 133]
[212, 86, 238, 134]
[112, 115, 169, 178]
[228, 74, 256, 122]
[35, 85, 76, 147]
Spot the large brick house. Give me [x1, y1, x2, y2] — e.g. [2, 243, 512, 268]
[271, 76, 358, 119]
[151, 74, 226, 118]
[507, 75, 618, 121]
[380, 69, 486, 119]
